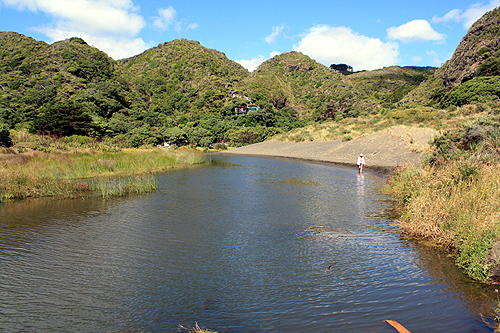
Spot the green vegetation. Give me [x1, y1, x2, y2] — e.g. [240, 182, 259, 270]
[0, 132, 207, 202]
[383, 7, 500, 283]
[0, 123, 12, 147]
[441, 76, 500, 107]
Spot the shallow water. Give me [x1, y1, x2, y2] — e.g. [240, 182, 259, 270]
[0, 155, 498, 332]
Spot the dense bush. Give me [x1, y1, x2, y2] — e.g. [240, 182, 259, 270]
[442, 77, 500, 107]
[226, 127, 263, 146]
[162, 127, 188, 146]
[123, 126, 162, 148]
[427, 114, 500, 165]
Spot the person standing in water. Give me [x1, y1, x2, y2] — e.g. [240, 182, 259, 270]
[357, 153, 365, 174]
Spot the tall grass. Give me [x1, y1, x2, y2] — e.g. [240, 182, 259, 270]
[0, 148, 207, 202]
[89, 175, 158, 199]
[389, 162, 500, 281]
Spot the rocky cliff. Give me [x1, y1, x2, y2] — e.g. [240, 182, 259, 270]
[443, 7, 500, 87]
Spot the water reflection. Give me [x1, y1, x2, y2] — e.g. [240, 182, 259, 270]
[357, 173, 364, 195]
[0, 156, 498, 332]
[405, 238, 499, 329]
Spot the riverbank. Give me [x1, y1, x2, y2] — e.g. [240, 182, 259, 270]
[215, 125, 437, 175]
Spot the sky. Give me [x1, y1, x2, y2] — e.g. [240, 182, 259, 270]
[1, 0, 499, 72]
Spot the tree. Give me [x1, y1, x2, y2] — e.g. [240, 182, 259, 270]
[330, 63, 353, 73]
[162, 126, 188, 146]
[188, 127, 213, 147]
[31, 100, 93, 136]
[227, 127, 263, 146]
[124, 125, 161, 147]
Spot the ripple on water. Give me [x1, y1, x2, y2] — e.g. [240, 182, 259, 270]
[0, 156, 497, 332]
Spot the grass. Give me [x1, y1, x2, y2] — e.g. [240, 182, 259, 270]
[0, 142, 207, 202]
[179, 323, 218, 333]
[272, 103, 497, 143]
[89, 175, 158, 199]
[388, 162, 500, 282]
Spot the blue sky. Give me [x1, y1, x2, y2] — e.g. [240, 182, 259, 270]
[1, 0, 499, 72]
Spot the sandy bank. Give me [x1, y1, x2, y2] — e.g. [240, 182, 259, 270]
[215, 126, 437, 175]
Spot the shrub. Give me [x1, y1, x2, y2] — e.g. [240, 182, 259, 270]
[31, 100, 93, 136]
[162, 126, 188, 146]
[213, 143, 227, 150]
[0, 124, 13, 147]
[188, 127, 213, 147]
[227, 127, 263, 146]
[342, 135, 353, 142]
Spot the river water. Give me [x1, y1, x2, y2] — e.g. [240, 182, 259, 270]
[0, 155, 498, 332]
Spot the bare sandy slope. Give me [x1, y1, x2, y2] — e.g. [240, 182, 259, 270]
[217, 125, 437, 174]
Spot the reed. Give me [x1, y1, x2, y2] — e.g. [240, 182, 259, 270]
[89, 175, 158, 199]
[179, 323, 218, 333]
[0, 148, 207, 202]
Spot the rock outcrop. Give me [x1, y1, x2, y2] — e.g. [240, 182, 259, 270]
[442, 7, 500, 87]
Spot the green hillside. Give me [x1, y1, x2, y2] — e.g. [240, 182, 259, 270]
[1, 7, 500, 149]
[116, 39, 250, 116]
[0, 32, 127, 136]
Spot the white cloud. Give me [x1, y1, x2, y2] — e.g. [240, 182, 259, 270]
[153, 6, 198, 33]
[2, 0, 149, 59]
[3, 0, 144, 36]
[265, 25, 286, 43]
[186, 22, 199, 30]
[413, 56, 423, 63]
[432, 9, 462, 24]
[35, 27, 151, 60]
[270, 51, 281, 58]
[236, 55, 267, 72]
[427, 50, 443, 67]
[432, 0, 500, 29]
[387, 20, 445, 42]
[293, 25, 399, 71]
[236, 51, 282, 72]
[153, 6, 176, 30]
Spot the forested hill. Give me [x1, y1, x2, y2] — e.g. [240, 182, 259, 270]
[0, 32, 434, 147]
[1, 7, 500, 148]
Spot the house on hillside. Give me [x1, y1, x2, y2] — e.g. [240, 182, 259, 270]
[247, 104, 259, 112]
[233, 103, 260, 116]
[231, 91, 253, 102]
[234, 106, 247, 116]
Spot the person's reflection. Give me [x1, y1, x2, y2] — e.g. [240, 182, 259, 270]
[357, 173, 364, 196]
[357, 173, 365, 221]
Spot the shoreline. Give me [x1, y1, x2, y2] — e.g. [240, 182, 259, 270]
[213, 126, 437, 176]
[211, 150, 396, 177]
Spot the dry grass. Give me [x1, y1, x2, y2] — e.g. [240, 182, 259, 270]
[179, 323, 218, 333]
[388, 161, 500, 281]
[273, 106, 493, 144]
